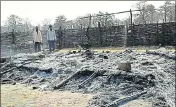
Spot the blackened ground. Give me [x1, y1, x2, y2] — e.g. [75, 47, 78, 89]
[1, 48, 175, 107]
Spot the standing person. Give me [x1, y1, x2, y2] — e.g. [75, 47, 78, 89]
[33, 26, 42, 52]
[47, 25, 56, 52]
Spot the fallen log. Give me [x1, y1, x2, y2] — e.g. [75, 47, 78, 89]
[53, 70, 80, 89]
[104, 91, 147, 107]
[78, 70, 98, 88]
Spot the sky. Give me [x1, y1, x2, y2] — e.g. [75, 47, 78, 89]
[1, 1, 169, 26]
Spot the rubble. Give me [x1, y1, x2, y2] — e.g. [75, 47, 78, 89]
[146, 47, 176, 60]
[0, 57, 8, 63]
[1, 49, 175, 107]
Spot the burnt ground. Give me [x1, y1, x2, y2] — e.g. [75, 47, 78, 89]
[1, 48, 175, 107]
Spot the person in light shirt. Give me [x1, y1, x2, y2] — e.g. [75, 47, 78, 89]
[33, 26, 42, 52]
[47, 25, 57, 52]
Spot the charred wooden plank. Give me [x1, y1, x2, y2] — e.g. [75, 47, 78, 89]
[104, 91, 147, 107]
[0, 61, 32, 76]
[1, 66, 17, 76]
[78, 71, 98, 88]
[1, 61, 12, 69]
[53, 70, 81, 89]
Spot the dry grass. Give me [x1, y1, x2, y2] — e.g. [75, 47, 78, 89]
[56, 47, 175, 53]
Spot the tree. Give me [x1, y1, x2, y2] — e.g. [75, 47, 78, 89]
[133, 1, 162, 24]
[159, 1, 175, 22]
[42, 18, 51, 31]
[54, 15, 67, 29]
[121, 17, 130, 27]
[21, 18, 33, 32]
[104, 12, 116, 27]
[5, 14, 22, 32]
[65, 20, 74, 29]
[79, 14, 91, 29]
[72, 17, 84, 29]
[145, 4, 158, 23]
[133, 1, 148, 24]
[2, 14, 33, 48]
[4, 14, 32, 32]
[91, 11, 117, 27]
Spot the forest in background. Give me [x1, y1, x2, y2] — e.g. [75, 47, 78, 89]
[1, 1, 175, 33]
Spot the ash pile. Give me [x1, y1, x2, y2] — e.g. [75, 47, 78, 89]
[1, 47, 175, 107]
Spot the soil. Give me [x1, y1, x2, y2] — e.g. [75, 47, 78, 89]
[1, 84, 93, 107]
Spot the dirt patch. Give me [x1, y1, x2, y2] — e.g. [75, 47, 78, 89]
[1, 84, 93, 107]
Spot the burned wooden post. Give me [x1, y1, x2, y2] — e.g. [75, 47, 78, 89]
[130, 9, 133, 30]
[80, 24, 83, 44]
[132, 22, 136, 46]
[89, 15, 92, 27]
[175, 3, 176, 22]
[12, 29, 15, 44]
[130, 9, 134, 46]
[161, 22, 165, 46]
[164, 9, 167, 23]
[86, 27, 90, 44]
[86, 15, 92, 45]
[125, 21, 129, 47]
[58, 26, 63, 49]
[89, 15, 92, 45]
[98, 21, 102, 46]
[80, 24, 82, 30]
[156, 21, 159, 45]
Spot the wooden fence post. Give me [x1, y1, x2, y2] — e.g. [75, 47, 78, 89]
[80, 24, 82, 30]
[161, 22, 165, 46]
[12, 29, 15, 44]
[124, 22, 128, 47]
[86, 15, 92, 45]
[130, 9, 133, 46]
[59, 26, 62, 49]
[156, 21, 159, 45]
[98, 21, 102, 46]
